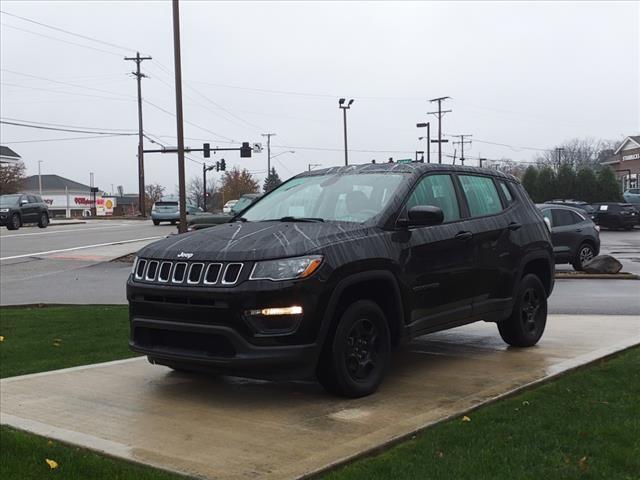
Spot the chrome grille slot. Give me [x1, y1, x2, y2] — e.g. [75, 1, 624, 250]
[172, 262, 187, 283]
[204, 263, 222, 284]
[188, 263, 204, 284]
[135, 259, 147, 279]
[145, 261, 159, 281]
[222, 263, 242, 284]
[158, 262, 172, 282]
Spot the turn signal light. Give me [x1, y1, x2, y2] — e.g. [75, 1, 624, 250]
[247, 306, 303, 316]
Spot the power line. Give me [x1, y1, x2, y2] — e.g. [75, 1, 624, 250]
[0, 116, 136, 132]
[0, 22, 124, 57]
[2, 134, 132, 144]
[0, 9, 135, 53]
[0, 81, 135, 101]
[0, 120, 137, 136]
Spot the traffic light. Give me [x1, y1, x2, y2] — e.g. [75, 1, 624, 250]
[203, 143, 211, 158]
[220, 158, 226, 171]
[240, 142, 252, 158]
[215, 161, 220, 172]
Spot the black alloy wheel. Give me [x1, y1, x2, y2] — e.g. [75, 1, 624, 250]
[7, 213, 21, 230]
[498, 274, 547, 347]
[317, 300, 391, 398]
[38, 212, 49, 228]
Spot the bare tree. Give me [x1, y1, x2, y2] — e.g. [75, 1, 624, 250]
[187, 175, 217, 209]
[144, 183, 165, 214]
[533, 137, 623, 169]
[483, 158, 527, 177]
[0, 161, 26, 194]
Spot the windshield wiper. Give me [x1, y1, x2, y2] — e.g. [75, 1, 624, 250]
[272, 216, 324, 223]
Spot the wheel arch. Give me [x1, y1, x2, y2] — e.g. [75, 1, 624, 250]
[519, 253, 553, 297]
[319, 270, 406, 349]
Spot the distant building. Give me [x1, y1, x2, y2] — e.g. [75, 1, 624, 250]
[602, 135, 640, 191]
[0, 146, 21, 165]
[21, 174, 115, 218]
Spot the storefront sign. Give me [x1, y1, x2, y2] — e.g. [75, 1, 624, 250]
[622, 153, 640, 161]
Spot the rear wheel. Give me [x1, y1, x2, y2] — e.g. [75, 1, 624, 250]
[6, 213, 20, 230]
[572, 242, 595, 271]
[498, 274, 547, 347]
[152, 219, 160, 226]
[317, 300, 390, 398]
[37, 212, 49, 228]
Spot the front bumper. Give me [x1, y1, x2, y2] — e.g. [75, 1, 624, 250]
[127, 275, 329, 376]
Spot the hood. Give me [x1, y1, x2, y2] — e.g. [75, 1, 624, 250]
[137, 220, 373, 262]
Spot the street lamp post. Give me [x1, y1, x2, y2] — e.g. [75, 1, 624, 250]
[202, 162, 215, 211]
[416, 122, 430, 163]
[37, 160, 43, 195]
[338, 98, 354, 166]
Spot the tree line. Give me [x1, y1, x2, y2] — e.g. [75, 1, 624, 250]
[521, 164, 622, 203]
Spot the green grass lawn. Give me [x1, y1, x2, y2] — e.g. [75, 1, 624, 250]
[0, 305, 137, 378]
[0, 306, 638, 479]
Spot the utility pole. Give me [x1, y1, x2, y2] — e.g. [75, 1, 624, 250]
[555, 147, 565, 169]
[37, 160, 43, 195]
[203, 163, 214, 211]
[125, 51, 152, 217]
[308, 163, 322, 171]
[452, 135, 472, 165]
[428, 96, 451, 164]
[261, 133, 276, 174]
[171, 0, 187, 233]
[479, 157, 487, 168]
[416, 122, 431, 163]
[338, 98, 354, 165]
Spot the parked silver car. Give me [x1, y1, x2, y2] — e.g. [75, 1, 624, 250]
[623, 188, 640, 205]
[151, 199, 202, 225]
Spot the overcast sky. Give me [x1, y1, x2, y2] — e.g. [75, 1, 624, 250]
[1, 1, 638, 194]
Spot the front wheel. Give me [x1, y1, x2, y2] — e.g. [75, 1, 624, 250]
[152, 219, 160, 226]
[498, 274, 547, 347]
[317, 300, 390, 398]
[572, 242, 595, 271]
[38, 212, 49, 228]
[6, 213, 20, 230]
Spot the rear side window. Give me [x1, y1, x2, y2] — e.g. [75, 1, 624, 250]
[27, 195, 38, 203]
[459, 175, 503, 217]
[406, 174, 460, 222]
[552, 209, 582, 226]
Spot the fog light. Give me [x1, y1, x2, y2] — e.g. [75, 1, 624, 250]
[247, 306, 303, 316]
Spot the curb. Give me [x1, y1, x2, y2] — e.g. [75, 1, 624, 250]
[555, 272, 639, 280]
[49, 221, 87, 226]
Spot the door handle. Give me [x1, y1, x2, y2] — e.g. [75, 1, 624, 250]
[507, 222, 522, 231]
[575, 228, 582, 232]
[455, 231, 473, 241]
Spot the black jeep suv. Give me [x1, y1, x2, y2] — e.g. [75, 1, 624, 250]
[128, 163, 554, 397]
[0, 193, 50, 230]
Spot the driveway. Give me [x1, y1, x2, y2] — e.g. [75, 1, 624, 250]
[2, 315, 638, 480]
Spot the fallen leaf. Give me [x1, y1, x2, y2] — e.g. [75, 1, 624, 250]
[53, 338, 62, 342]
[522, 400, 530, 406]
[578, 456, 588, 472]
[462, 415, 471, 422]
[0, 336, 4, 342]
[47, 440, 53, 446]
[436, 450, 444, 458]
[45, 458, 58, 469]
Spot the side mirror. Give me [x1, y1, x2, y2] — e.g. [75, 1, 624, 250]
[543, 217, 551, 231]
[406, 205, 444, 227]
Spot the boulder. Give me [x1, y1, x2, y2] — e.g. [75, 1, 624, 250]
[582, 255, 622, 274]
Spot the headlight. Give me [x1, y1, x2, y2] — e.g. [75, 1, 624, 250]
[0, 208, 9, 213]
[250, 255, 323, 281]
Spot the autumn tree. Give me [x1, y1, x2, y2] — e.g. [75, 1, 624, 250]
[220, 167, 259, 204]
[144, 183, 166, 214]
[263, 167, 282, 193]
[0, 161, 26, 194]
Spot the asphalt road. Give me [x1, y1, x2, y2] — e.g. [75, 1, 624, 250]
[0, 220, 174, 305]
[1, 222, 638, 316]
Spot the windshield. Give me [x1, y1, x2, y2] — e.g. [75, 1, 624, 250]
[0, 194, 21, 206]
[241, 173, 406, 223]
[231, 196, 254, 214]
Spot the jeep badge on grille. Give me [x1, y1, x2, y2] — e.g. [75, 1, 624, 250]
[177, 252, 194, 259]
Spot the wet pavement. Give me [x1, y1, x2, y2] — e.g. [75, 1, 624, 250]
[2, 314, 638, 480]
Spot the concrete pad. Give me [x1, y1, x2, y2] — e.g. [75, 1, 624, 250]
[2, 315, 639, 480]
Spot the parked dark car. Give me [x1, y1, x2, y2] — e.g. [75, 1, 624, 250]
[0, 193, 49, 230]
[127, 163, 554, 397]
[592, 203, 639, 230]
[537, 204, 600, 270]
[544, 200, 596, 221]
[187, 193, 261, 231]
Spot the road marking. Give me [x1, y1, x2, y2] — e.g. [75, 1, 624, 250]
[0, 224, 137, 238]
[0, 236, 164, 261]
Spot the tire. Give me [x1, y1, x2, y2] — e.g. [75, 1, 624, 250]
[37, 212, 49, 228]
[153, 220, 160, 226]
[6, 213, 20, 230]
[317, 300, 391, 398]
[498, 274, 547, 347]
[170, 220, 177, 225]
[572, 242, 595, 271]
